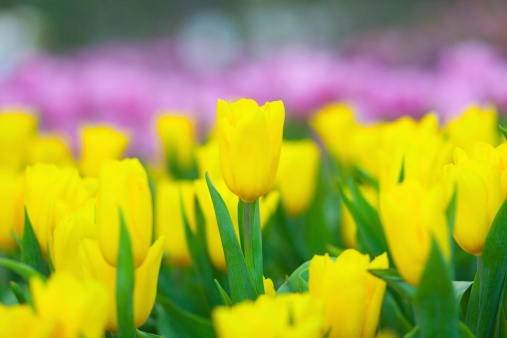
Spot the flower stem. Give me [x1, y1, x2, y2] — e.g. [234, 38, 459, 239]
[243, 201, 255, 284]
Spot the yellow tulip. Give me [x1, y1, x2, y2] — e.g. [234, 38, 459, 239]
[276, 140, 319, 217]
[308, 250, 388, 338]
[30, 272, 109, 338]
[28, 134, 73, 167]
[80, 237, 165, 331]
[216, 99, 285, 202]
[0, 110, 37, 171]
[96, 159, 153, 267]
[195, 136, 222, 181]
[79, 126, 129, 177]
[155, 179, 196, 266]
[444, 105, 499, 153]
[213, 293, 323, 338]
[441, 143, 504, 256]
[379, 180, 449, 285]
[0, 169, 24, 249]
[25, 164, 92, 256]
[263, 276, 276, 297]
[157, 114, 195, 171]
[0, 304, 52, 338]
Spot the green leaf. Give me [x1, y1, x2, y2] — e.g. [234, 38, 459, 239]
[22, 208, 47, 276]
[459, 322, 475, 338]
[500, 125, 507, 141]
[453, 281, 473, 304]
[369, 269, 416, 300]
[476, 197, 507, 338]
[380, 290, 413, 336]
[0, 257, 45, 281]
[10, 281, 27, 305]
[214, 279, 232, 306]
[156, 295, 215, 338]
[298, 268, 309, 292]
[459, 281, 473, 321]
[11, 231, 22, 251]
[325, 244, 343, 257]
[205, 173, 257, 303]
[182, 195, 221, 308]
[276, 260, 311, 294]
[353, 166, 379, 192]
[465, 269, 480, 332]
[136, 330, 162, 338]
[117, 212, 135, 338]
[251, 200, 264, 295]
[414, 240, 459, 338]
[238, 200, 245, 254]
[403, 326, 419, 338]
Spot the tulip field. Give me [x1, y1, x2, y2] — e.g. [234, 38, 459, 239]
[0, 95, 506, 338]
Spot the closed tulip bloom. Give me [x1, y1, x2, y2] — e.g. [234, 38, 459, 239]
[155, 179, 196, 266]
[213, 293, 323, 338]
[96, 159, 152, 267]
[441, 143, 503, 256]
[25, 164, 92, 256]
[0, 110, 37, 171]
[276, 140, 319, 217]
[27, 134, 73, 167]
[80, 237, 165, 331]
[195, 136, 222, 181]
[379, 180, 450, 285]
[217, 99, 285, 202]
[157, 115, 195, 171]
[309, 250, 388, 338]
[30, 272, 109, 338]
[0, 169, 24, 249]
[0, 304, 52, 338]
[79, 126, 129, 177]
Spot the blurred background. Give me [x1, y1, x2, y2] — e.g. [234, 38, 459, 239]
[1, 0, 507, 154]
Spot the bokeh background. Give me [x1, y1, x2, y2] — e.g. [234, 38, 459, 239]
[1, 0, 507, 155]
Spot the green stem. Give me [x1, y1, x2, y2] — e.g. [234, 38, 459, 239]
[243, 201, 255, 283]
[477, 255, 482, 305]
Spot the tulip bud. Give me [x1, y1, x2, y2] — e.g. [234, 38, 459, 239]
[80, 237, 165, 331]
[441, 143, 503, 256]
[0, 110, 37, 171]
[30, 272, 109, 338]
[216, 99, 284, 202]
[0, 169, 24, 249]
[28, 134, 73, 167]
[195, 137, 222, 181]
[79, 126, 129, 177]
[276, 140, 319, 217]
[155, 179, 196, 266]
[212, 293, 323, 338]
[157, 115, 196, 173]
[96, 159, 152, 267]
[309, 250, 388, 338]
[379, 180, 450, 285]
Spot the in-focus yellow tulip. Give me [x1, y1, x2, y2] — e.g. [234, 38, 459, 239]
[213, 293, 323, 338]
[79, 126, 129, 177]
[308, 250, 388, 338]
[155, 179, 196, 266]
[30, 272, 109, 338]
[444, 105, 499, 153]
[441, 143, 504, 256]
[0, 110, 37, 171]
[0, 304, 52, 338]
[96, 159, 152, 267]
[379, 180, 450, 285]
[25, 164, 92, 256]
[217, 98, 285, 202]
[80, 237, 165, 331]
[157, 114, 196, 172]
[276, 140, 319, 217]
[28, 134, 73, 167]
[0, 169, 24, 249]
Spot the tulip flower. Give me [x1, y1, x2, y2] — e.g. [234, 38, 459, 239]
[308, 250, 388, 338]
[79, 126, 129, 177]
[157, 114, 196, 172]
[441, 143, 503, 256]
[27, 134, 73, 167]
[0, 304, 51, 337]
[444, 105, 499, 153]
[213, 293, 323, 338]
[30, 272, 109, 338]
[80, 237, 165, 331]
[0, 169, 24, 249]
[155, 179, 196, 266]
[276, 140, 319, 217]
[379, 180, 450, 285]
[96, 159, 152, 267]
[216, 99, 284, 202]
[195, 136, 222, 181]
[0, 110, 37, 171]
[25, 164, 92, 256]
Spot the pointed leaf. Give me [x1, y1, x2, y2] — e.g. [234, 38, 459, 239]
[136, 330, 162, 338]
[205, 173, 257, 303]
[0, 257, 45, 281]
[22, 208, 47, 276]
[215, 279, 232, 306]
[369, 268, 416, 300]
[10, 281, 27, 305]
[276, 261, 311, 294]
[117, 212, 135, 338]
